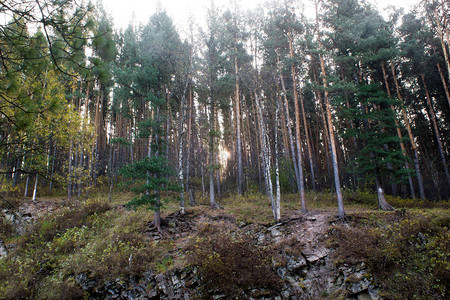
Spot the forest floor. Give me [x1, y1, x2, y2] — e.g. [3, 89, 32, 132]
[1, 190, 449, 299]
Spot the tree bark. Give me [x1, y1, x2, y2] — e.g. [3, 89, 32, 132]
[67, 142, 73, 200]
[391, 63, 425, 199]
[278, 59, 301, 192]
[177, 62, 191, 214]
[209, 99, 219, 209]
[255, 91, 275, 207]
[24, 174, 29, 197]
[437, 62, 450, 109]
[287, 31, 307, 212]
[32, 174, 38, 203]
[235, 49, 244, 195]
[381, 62, 415, 198]
[299, 84, 316, 191]
[186, 81, 196, 206]
[435, 8, 450, 82]
[318, 52, 345, 217]
[274, 98, 281, 221]
[375, 176, 394, 211]
[420, 73, 450, 190]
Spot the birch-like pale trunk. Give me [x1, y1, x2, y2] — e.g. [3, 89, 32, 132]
[278, 57, 301, 192]
[391, 63, 425, 199]
[32, 174, 38, 203]
[177, 64, 191, 214]
[315, 1, 344, 217]
[274, 101, 281, 222]
[209, 99, 219, 209]
[255, 92, 274, 207]
[24, 174, 29, 197]
[287, 32, 306, 211]
[375, 176, 394, 211]
[319, 53, 345, 218]
[313, 71, 332, 187]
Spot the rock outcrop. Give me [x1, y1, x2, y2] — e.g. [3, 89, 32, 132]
[72, 210, 381, 299]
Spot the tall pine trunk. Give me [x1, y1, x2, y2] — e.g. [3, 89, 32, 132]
[288, 31, 307, 212]
[274, 98, 281, 221]
[437, 62, 450, 109]
[255, 92, 275, 212]
[381, 62, 415, 198]
[299, 85, 316, 191]
[319, 53, 345, 218]
[391, 63, 425, 199]
[278, 60, 301, 192]
[420, 73, 450, 191]
[235, 50, 244, 195]
[209, 99, 219, 209]
[435, 9, 450, 82]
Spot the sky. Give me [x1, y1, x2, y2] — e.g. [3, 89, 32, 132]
[100, 0, 421, 34]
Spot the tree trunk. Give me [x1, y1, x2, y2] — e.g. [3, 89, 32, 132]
[437, 62, 450, 109]
[420, 73, 450, 190]
[313, 0, 344, 212]
[32, 174, 38, 203]
[318, 52, 345, 217]
[108, 142, 114, 202]
[67, 142, 73, 200]
[375, 176, 394, 211]
[381, 62, 415, 198]
[235, 50, 244, 195]
[154, 106, 162, 232]
[278, 61, 301, 192]
[274, 99, 281, 222]
[186, 82, 196, 206]
[391, 63, 425, 199]
[209, 100, 219, 209]
[435, 8, 450, 82]
[177, 67, 191, 214]
[288, 31, 307, 212]
[24, 174, 29, 197]
[299, 84, 316, 191]
[255, 91, 275, 207]
[49, 144, 56, 193]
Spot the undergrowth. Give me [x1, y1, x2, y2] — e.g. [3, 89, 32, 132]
[0, 199, 174, 299]
[185, 221, 281, 296]
[0, 189, 448, 299]
[329, 210, 450, 299]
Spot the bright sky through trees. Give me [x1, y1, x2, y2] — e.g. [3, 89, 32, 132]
[102, 0, 420, 31]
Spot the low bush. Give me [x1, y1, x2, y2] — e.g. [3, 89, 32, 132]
[186, 221, 281, 297]
[329, 212, 450, 299]
[0, 216, 14, 240]
[21, 199, 111, 246]
[386, 196, 450, 209]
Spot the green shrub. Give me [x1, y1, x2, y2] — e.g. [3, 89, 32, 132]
[21, 199, 111, 246]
